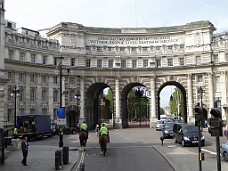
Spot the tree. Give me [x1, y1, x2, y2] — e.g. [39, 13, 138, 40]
[104, 88, 113, 115]
[169, 88, 184, 118]
[160, 108, 165, 115]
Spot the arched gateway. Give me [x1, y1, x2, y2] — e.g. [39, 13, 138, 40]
[1, 4, 228, 130]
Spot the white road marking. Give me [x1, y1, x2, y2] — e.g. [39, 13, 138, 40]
[202, 148, 217, 155]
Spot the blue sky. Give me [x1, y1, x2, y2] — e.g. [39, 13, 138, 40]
[4, 0, 226, 107]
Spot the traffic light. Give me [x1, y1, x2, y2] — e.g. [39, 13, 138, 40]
[209, 108, 223, 137]
[194, 106, 203, 127]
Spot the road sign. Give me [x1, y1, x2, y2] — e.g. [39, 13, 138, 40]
[57, 118, 66, 126]
[57, 107, 65, 118]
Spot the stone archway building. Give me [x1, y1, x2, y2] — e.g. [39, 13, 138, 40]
[1, 2, 228, 129]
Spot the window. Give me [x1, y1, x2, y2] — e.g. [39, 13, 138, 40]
[179, 58, 184, 66]
[19, 52, 25, 62]
[42, 75, 47, 84]
[8, 109, 13, 122]
[97, 59, 102, 68]
[9, 50, 14, 59]
[156, 46, 161, 50]
[215, 76, 220, 92]
[42, 90, 47, 102]
[43, 56, 47, 64]
[156, 59, 161, 67]
[8, 72, 12, 80]
[30, 89, 35, 102]
[142, 47, 148, 52]
[53, 108, 57, 120]
[54, 57, 58, 66]
[8, 89, 12, 102]
[53, 76, 58, 84]
[143, 60, 148, 68]
[108, 60, 113, 68]
[69, 78, 75, 85]
[168, 59, 173, 67]
[31, 54, 36, 63]
[196, 56, 201, 65]
[19, 73, 25, 83]
[53, 90, 58, 102]
[19, 108, 24, 115]
[71, 58, 75, 66]
[86, 59, 91, 67]
[97, 47, 102, 52]
[30, 108, 35, 114]
[120, 47, 125, 52]
[121, 59, 126, 68]
[131, 47, 137, 52]
[69, 90, 75, 102]
[213, 54, 219, 63]
[226, 53, 228, 62]
[197, 75, 203, 83]
[30, 74, 35, 83]
[86, 46, 91, 50]
[132, 60, 137, 68]
[19, 89, 24, 102]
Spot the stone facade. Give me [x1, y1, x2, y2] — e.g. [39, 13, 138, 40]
[1, 2, 228, 130]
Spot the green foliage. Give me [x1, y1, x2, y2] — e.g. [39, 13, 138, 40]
[104, 88, 113, 114]
[169, 88, 184, 117]
[160, 108, 165, 115]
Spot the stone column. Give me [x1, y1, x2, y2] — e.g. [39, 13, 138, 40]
[150, 76, 157, 128]
[79, 76, 85, 121]
[114, 77, 122, 129]
[208, 73, 214, 110]
[187, 74, 194, 123]
[220, 72, 227, 120]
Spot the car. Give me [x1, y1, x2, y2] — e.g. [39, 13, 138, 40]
[220, 142, 228, 161]
[162, 121, 174, 139]
[156, 120, 164, 131]
[55, 125, 77, 135]
[173, 123, 205, 147]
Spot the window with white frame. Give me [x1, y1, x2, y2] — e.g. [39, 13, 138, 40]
[53, 76, 58, 84]
[53, 90, 58, 102]
[196, 56, 201, 65]
[215, 76, 220, 92]
[19, 73, 25, 83]
[31, 54, 36, 63]
[97, 59, 102, 68]
[168, 59, 173, 67]
[9, 50, 14, 59]
[143, 59, 148, 68]
[197, 75, 203, 83]
[108, 59, 113, 68]
[42, 90, 47, 102]
[132, 60, 137, 68]
[121, 59, 126, 68]
[179, 58, 184, 66]
[43, 56, 47, 64]
[19, 52, 25, 61]
[30, 74, 35, 83]
[86, 59, 91, 67]
[156, 59, 161, 67]
[213, 54, 219, 63]
[30, 89, 35, 102]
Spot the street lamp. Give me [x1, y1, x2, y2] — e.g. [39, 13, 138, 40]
[58, 55, 64, 147]
[11, 85, 20, 128]
[75, 90, 81, 124]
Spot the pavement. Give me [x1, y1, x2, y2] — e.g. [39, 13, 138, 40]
[0, 145, 81, 171]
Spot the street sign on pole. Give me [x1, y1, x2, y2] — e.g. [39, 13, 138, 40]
[57, 107, 65, 118]
[57, 118, 66, 126]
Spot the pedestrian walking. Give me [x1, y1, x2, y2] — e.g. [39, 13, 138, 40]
[77, 162, 85, 171]
[21, 136, 29, 166]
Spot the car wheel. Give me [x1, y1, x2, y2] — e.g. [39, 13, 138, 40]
[224, 152, 228, 161]
[182, 140, 186, 147]
[174, 136, 177, 143]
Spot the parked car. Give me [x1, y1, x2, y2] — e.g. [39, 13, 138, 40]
[162, 121, 174, 139]
[55, 125, 77, 135]
[156, 120, 164, 131]
[173, 123, 205, 147]
[220, 142, 228, 161]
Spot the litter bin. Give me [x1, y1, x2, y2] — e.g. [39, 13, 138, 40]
[55, 150, 62, 170]
[62, 146, 69, 165]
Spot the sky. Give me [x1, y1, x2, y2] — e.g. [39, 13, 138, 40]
[4, 0, 228, 107]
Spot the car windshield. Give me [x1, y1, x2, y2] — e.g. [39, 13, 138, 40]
[165, 123, 174, 129]
[183, 125, 198, 133]
[157, 121, 163, 124]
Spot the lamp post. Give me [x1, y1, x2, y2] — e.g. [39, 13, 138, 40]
[58, 55, 64, 147]
[75, 90, 81, 125]
[198, 86, 203, 171]
[11, 85, 20, 128]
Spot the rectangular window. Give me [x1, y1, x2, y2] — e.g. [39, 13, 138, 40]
[197, 75, 203, 83]
[54, 57, 58, 66]
[131, 47, 137, 52]
[71, 58, 75, 66]
[213, 54, 219, 63]
[86, 59, 91, 67]
[19, 73, 24, 83]
[43, 56, 47, 64]
[30, 108, 35, 114]
[53, 90, 58, 102]
[156, 59, 161, 67]
[168, 59, 173, 67]
[108, 60, 113, 68]
[19, 108, 24, 115]
[30, 89, 35, 102]
[69, 78, 75, 85]
[121, 59, 126, 68]
[30, 74, 35, 83]
[156, 46, 161, 50]
[97, 59, 102, 68]
[31, 54, 36, 63]
[132, 60, 137, 68]
[53, 108, 57, 120]
[143, 60, 148, 68]
[42, 75, 47, 84]
[215, 76, 220, 92]
[9, 50, 14, 59]
[196, 56, 201, 65]
[53, 76, 58, 84]
[19, 90, 23, 102]
[42, 108, 47, 114]
[42, 90, 47, 102]
[19, 52, 25, 62]
[179, 58, 185, 66]
[120, 47, 125, 52]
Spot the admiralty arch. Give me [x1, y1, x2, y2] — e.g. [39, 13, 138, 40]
[0, 3, 228, 130]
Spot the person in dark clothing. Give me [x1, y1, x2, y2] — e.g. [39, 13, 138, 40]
[77, 162, 85, 171]
[21, 136, 29, 166]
